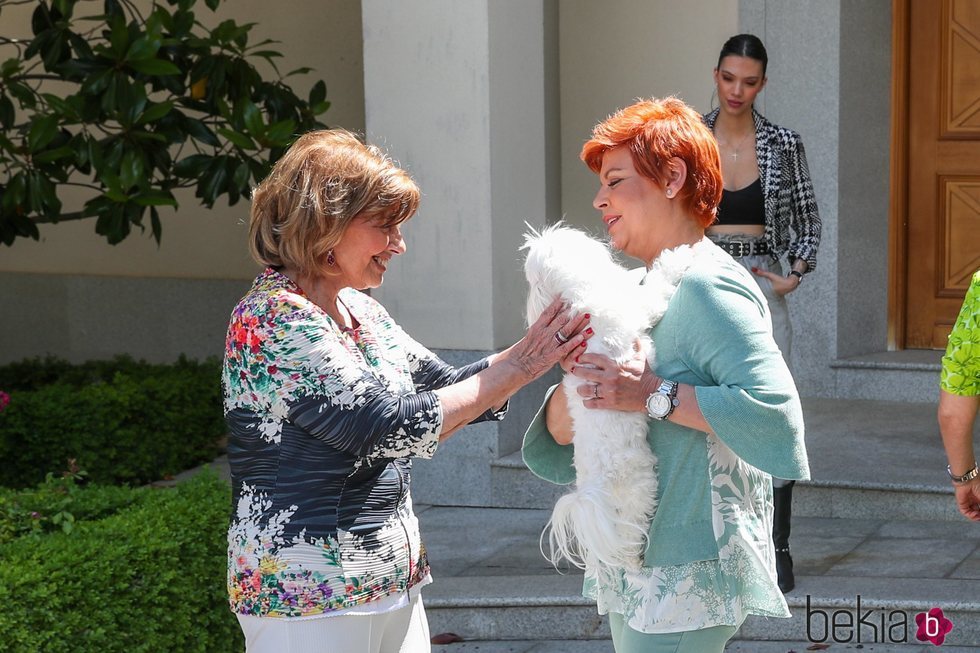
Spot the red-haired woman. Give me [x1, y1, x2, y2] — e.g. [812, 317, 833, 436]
[522, 97, 809, 653]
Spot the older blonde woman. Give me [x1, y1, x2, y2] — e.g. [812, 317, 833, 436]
[222, 129, 590, 653]
[523, 98, 809, 653]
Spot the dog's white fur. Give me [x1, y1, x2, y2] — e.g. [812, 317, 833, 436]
[523, 224, 660, 579]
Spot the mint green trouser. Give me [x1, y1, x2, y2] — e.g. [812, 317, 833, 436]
[609, 613, 739, 653]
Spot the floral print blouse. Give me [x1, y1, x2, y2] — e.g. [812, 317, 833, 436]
[222, 268, 502, 619]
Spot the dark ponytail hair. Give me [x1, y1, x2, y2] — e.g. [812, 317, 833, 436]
[717, 34, 768, 75]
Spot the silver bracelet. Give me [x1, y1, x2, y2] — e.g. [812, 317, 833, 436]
[947, 463, 980, 484]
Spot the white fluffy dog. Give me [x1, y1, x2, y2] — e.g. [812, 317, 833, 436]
[523, 224, 660, 579]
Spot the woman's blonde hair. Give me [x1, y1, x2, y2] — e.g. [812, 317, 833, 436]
[248, 129, 420, 275]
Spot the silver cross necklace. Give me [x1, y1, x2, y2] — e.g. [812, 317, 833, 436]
[717, 128, 754, 162]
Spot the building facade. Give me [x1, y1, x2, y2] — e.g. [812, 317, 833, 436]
[1, 1, 960, 504]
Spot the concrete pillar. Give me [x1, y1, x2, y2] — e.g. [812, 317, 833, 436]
[361, 0, 558, 349]
[740, 0, 841, 396]
[361, 0, 560, 505]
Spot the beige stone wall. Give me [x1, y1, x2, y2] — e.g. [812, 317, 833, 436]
[558, 0, 738, 231]
[0, 0, 741, 364]
[0, 0, 365, 281]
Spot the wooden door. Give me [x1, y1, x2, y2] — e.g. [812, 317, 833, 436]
[906, 0, 980, 349]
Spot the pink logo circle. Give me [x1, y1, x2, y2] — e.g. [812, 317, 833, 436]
[915, 607, 954, 646]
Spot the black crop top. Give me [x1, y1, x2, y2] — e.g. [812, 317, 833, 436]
[716, 177, 765, 226]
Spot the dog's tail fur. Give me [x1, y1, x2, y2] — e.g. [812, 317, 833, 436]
[543, 483, 650, 574]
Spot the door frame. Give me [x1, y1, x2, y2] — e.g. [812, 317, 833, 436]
[888, 0, 910, 350]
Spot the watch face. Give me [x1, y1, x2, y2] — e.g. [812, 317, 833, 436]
[647, 392, 671, 418]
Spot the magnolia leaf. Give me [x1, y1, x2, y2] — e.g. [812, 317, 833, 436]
[309, 80, 326, 107]
[28, 115, 58, 152]
[129, 59, 181, 76]
[134, 190, 177, 207]
[1, 0, 328, 245]
[138, 101, 174, 124]
[242, 101, 264, 136]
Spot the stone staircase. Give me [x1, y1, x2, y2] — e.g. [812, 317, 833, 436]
[423, 397, 980, 650]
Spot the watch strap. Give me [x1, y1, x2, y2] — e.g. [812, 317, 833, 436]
[948, 462, 980, 484]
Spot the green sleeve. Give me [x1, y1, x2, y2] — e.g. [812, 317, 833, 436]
[677, 271, 809, 480]
[941, 270, 980, 396]
[521, 384, 576, 485]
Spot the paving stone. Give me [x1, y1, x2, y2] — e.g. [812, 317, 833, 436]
[824, 537, 977, 579]
[199, 398, 980, 648]
[950, 545, 980, 580]
[875, 519, 980, 540]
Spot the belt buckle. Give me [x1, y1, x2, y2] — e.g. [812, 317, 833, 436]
[733, 241, 749, 258]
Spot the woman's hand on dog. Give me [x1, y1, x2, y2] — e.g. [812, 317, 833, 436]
[556, 311, 593, 374]
[569, 343, 658, 413]
[512, 299, 593, 381]
[570, 342, 715, 433]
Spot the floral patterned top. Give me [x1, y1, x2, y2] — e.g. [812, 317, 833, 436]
[222, 268, 503, 619]
[523, 244, 809, 634]
[941, 270, 980, 397]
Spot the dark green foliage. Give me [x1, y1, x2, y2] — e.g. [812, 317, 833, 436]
[0, 463, 137, 544]
[0, 0, 330, 245]
[0, 355, 225, 488]
[0, 471, 243, 653]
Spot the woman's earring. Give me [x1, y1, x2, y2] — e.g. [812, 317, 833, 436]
[327, 250, 336, 266]
[665, 188, 674, 198]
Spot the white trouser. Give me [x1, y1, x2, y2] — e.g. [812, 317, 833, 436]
[236, 594, 431, 653]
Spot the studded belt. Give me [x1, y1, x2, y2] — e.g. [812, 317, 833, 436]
[715, 239, 771, 258]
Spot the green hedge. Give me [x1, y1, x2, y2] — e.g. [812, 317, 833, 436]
[0, 356, 225, 488]
[0, 355, 191, 392]
[0, 471, 243, 653]
[0, 467, 137, 544]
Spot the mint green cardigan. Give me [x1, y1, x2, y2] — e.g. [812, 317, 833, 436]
[523, 250, 810, 569]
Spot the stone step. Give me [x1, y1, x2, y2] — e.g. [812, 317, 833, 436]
[425, 573, 980, 648]
[751, 575, 980, 646]
[491, 451, 960, 520]
[433, 642, 980, 653]
[491, 395, 965, 519]
[432, 642, 613, 653]
[830, 352, 942, 403]
[419, 505, 980, 650]
[795, 479, 958, 521]
[425, 574, 607, 641]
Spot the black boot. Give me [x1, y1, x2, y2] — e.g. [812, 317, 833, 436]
[772, 481, 795, 593]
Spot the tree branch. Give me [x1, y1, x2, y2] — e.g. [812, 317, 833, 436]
[117, 0, 145, 24]
[11, 74, 64, 82]
[31, 211, 88, 225]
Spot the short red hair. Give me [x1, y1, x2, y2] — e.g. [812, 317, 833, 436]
[580, 97, 722, 228]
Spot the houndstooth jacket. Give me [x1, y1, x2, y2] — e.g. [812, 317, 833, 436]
[704, 108, 822, 271]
